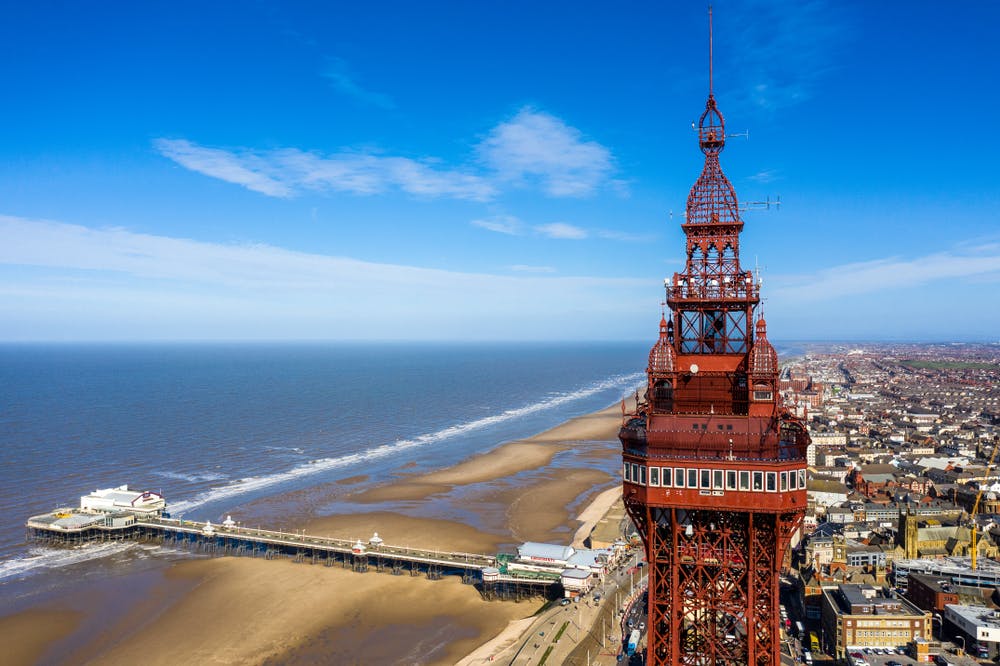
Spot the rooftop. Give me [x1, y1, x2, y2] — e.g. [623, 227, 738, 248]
[945, 604, 1000, 629]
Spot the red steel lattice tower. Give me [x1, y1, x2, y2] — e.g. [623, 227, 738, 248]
[619, 11, 809, 665]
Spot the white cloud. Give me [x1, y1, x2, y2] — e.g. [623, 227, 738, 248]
[0, 215, 652, 340]
[471, 216, 522, 235]
[748, 169, 779, 184]
[769, 250, 1000, 303]
[478, 107, 615, 197]
[472, 219, 648, 243]
[156, 108, 617, 202]
[321, 57, 394, 109]
[155, 139, 496, 202]
[535, 222, 588, 240]
[154, 139, 292, 197]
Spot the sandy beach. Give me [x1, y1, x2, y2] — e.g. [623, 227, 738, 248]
[2, 401, 628, 665]
[0, 609, 82, 666]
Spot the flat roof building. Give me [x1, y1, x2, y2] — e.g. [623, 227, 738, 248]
[944, 604, 1000, 652]
[80, 485, 165, 516]
[906, 572, 960, 613]
[821, 584, 931, 660]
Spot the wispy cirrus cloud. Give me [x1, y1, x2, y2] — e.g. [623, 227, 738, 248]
[478, 107, 616, 197]
[155, 139, 293, 197]
[472, 217, 588, 240]
[769, 249, 1000, 304]
[535, 222, 588, 240]
[472, 216, 651, 243]
[155, 139, 496, 202]
[321, 57, 395, 109]
[748, 169, 779, 184]
[471, 215, 523, 235]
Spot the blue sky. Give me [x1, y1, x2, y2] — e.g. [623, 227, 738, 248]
[2, 1, 999, 342]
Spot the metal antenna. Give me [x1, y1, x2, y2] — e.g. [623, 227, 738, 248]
[740, 195, 782, 212]
[708, 5, 714, 97]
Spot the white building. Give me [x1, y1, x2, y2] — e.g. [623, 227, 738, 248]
[560, 568, 592, 595]
[807, 478, 850, 510]
[80, 485, 165, 516]
[511, 542, 609, 582]
[944, 605, 1000, 645]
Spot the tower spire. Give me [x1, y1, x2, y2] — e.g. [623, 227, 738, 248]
[708, 5, 714, 97]
[620, 11, 809, 665]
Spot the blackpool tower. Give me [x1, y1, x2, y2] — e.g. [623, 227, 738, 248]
[619, 12, 809, 666]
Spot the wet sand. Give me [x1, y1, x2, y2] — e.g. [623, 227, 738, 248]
[83, 557, 530, 666]
[0, 608, 82, 665]
[353, 404, 622, 504]
[4, 400, 627, 664]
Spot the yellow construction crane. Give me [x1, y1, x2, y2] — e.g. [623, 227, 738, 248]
[971, 436, 1000, 570]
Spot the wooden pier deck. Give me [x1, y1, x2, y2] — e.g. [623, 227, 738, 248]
[26, 511, 560, 599]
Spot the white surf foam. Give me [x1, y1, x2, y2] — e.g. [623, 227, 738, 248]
[168, 371, 644, 516]
[0, 542, 135, 583]
[155, 470, 228, 483]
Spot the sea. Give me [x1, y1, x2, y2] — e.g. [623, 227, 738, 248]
[0, 341, 649, 593]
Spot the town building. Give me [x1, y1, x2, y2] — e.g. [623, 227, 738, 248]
[905, 572, 960, 612]
[944, 604, 1000, 659]
[820, 584, 931, 660]
[80, 485, 165, 516]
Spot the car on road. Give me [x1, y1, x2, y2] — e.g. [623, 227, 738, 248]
[560, 598, 571, 606]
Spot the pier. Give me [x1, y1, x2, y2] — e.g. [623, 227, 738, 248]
[25, 507, 559, 601]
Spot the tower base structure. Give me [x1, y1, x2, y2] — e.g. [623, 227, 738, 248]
[625, 502, 803, 665]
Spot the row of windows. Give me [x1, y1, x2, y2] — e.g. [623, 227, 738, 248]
[850, 620, 917, 628]
[623, 463, 806, 493]
[849, 630, 915, 638]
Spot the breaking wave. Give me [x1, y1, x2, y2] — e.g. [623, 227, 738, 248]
[0, 542, 135, 583]
[168, 371, 644, 516]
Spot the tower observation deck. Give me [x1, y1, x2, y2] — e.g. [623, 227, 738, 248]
[619, 12, 809, 666]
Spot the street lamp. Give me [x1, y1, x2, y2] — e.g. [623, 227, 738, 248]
[955, 634, 966, 654]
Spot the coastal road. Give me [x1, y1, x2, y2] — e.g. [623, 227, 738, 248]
[501, 548, 645, 666]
